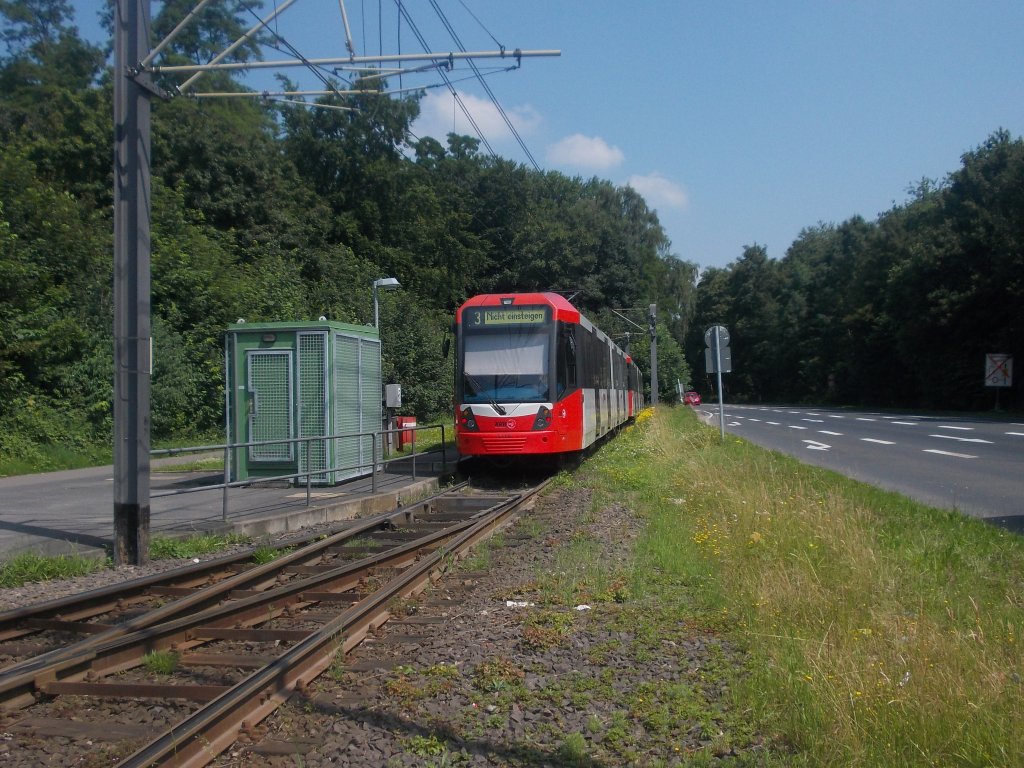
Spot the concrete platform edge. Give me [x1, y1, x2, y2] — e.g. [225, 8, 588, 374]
[216, 477, 442, 539]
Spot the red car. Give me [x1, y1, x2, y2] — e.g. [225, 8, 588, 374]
[683, 391, 701, 406]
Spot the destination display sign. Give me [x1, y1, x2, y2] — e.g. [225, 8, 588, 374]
[465, 307, 548, 326]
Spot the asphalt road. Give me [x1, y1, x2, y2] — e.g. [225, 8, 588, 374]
[697, 404, 1024, 530]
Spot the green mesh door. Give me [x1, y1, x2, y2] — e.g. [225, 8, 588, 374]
[247, 350, 293, 462]
[298, 332, 328, 482]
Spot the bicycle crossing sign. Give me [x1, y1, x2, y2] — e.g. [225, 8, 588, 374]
[984, 354, 1013, 387]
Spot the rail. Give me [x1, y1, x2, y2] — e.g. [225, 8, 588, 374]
[150, 423, 450, 522]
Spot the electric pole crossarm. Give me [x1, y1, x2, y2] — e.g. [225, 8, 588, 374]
[141, 0, 217, 68]
[177, 0, 301, 91]
[152, 49, 561, 76]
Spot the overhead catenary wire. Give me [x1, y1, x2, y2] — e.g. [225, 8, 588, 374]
[391, 2, 497, 158]
[145, 1, 558, 128]
[456, 0, 504, 50]
[238, 1, 353, 105]
[428, 0, 539, 170]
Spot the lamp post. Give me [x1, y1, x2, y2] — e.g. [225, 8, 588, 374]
[372, 277, 400, 328]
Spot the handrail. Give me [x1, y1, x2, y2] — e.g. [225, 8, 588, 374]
[150, 423, 450, 521]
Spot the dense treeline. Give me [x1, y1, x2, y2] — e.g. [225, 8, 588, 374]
[687, 132, 1022, 410]
[2, 3, 1020, 470]
[0, 1, 694, 468]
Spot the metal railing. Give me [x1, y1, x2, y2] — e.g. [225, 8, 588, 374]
[150, 424, 449, 522]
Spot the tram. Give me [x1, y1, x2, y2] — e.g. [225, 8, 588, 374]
[454, 292, 643, 458]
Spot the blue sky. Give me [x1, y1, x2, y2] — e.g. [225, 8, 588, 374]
[73, 1, 1024, 269]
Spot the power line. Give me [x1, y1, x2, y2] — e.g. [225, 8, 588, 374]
[428, 0, 539, 170]
[392, 2, 497, 157]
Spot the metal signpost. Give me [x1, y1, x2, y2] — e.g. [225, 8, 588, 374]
[704, 325, 731, 441]
[649, 304, 658, 406]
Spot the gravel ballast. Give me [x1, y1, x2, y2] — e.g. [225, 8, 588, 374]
[0, 483, 757, 766]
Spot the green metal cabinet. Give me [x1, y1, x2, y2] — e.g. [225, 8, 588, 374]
[225, 321, 382, 484]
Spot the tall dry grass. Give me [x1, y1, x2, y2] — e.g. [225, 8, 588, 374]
[586, 406, 1023, 765]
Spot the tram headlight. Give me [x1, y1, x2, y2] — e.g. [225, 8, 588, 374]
[532, 405, 552, 430]
[460, 407, 478, 431]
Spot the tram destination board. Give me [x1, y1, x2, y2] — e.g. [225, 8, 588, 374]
[465, 307, 548, 326]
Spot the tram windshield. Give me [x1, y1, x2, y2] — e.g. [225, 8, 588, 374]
[462, 326, 551, 403]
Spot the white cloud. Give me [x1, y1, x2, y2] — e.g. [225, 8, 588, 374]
[412, 89, 542, 147]
[546, 133, 625, 170]
[626, 172, 689, 210]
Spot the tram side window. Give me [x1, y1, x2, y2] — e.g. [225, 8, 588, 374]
[557, 323, 577, 397]
[576, 326, 596, 390]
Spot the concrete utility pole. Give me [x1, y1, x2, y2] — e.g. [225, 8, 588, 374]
[113, 0, 153, 565]
[649, 303, 658, 406]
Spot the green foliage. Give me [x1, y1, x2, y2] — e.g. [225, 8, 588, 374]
[6, 4, 1016, 477]
[689, 130, 1023, 409]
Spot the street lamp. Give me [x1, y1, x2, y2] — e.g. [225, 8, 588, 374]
[372, 277, 400, 328]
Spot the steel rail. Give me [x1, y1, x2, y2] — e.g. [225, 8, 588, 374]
[0, 483, 467, 656]
[0, 489, 500, 710]
[120, 479, 549, 767]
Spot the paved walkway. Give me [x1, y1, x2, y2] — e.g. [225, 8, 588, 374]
[0, 451, 453, 560]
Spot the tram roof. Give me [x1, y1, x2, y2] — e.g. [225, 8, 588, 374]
[457, 292, 581, 323]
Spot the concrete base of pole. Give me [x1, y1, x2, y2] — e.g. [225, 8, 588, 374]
[114, 503, 151, 566]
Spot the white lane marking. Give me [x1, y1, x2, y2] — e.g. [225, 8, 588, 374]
[806, 412, 821, 416]
[1007, 432, 1024, 437]
[801, 418, 824, 423]
[819, 430, 843, 436]
[928, 434, 993, 444]
[803, 440, 831, 451]
[891, 421, 918, 426]
[937, 425, 973, 431]
[861, 438, 895, 445]
[748, 418, 761, 422]
[924, 449, 977, 459]
[828, 415, 844, 419]
[789, 425, 808, 430]
[728, 422, 742, 426]
[856, 417, 877, 422]
[766, 421, 781, 426]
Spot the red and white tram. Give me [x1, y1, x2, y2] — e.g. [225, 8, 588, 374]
[454, 292, 644, 458]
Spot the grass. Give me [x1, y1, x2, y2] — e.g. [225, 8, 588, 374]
[142, 649, 179, 675]
[0, 532, 261, 588]
[580, 405, 1024, 766]
[148, 532, 249, 560]
[0, 442, 111, 477]
[0, 550, 108, 587]
[151, 455, 224, 473]
[390, 419, 455, 455]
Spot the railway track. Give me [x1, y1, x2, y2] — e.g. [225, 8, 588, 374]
[0, 480, 549, 766]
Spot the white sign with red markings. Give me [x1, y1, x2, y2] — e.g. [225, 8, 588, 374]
[984, 354, 1013, 387]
